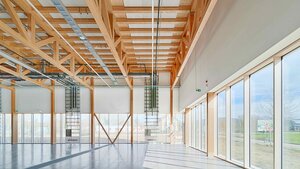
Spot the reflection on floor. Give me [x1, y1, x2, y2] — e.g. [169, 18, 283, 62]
[144, 144, 240, 169]
[0, 144, 240, 169]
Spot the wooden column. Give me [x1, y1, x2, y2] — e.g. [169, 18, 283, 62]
[50, 80, 56, 144]
[207, 92, 215, 157]
[130, 78, 134, 144]
[170, 74, 174, 126]
[90, 78, 95, 144]
[11, 81, 17, 144]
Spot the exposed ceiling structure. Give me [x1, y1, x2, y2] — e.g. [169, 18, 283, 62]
[0, 0, 211, 88]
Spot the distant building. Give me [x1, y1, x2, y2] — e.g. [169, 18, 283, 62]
[291, 119, 300, 131]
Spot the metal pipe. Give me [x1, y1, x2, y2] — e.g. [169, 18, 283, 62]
[0, 50, 66, 87]
[0, 72, 151, 79]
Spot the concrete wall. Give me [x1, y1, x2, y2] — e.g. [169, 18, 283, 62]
[179, 0, 300, 110]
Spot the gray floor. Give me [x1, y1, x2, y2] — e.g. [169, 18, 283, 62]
[0, 144, 240, 169]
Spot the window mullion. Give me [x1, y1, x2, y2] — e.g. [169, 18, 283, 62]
[226, 88, 231, 160]
[274, 58, 282, 169]
[244, 76, 250, 168]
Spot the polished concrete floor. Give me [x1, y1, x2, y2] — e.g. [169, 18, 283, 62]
[0, 144, 240, 169]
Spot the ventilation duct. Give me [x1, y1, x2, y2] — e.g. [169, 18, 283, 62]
[51, 0, 118, 85]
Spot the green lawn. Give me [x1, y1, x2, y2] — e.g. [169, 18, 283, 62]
[252, 132, 300, 144]
[284, 132, 300, 144]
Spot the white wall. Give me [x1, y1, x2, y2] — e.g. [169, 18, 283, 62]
[1, 88, 11, 113]
[55, 86, 65, 113]
[94, 87, 130, 114]
[81, 87, 90, 113]
[179, 0, 300, 110]
[133, 87, 144, 114]
[1, 85, 179, 115]
[15, 87, 50, 113]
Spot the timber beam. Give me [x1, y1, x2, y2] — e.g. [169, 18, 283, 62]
[85, 0, 132, 89]
[0, 0, 92, 89]
[171, 0, 216, 88]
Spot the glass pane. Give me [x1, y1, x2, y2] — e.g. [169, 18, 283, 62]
[43, 114, 51, 143]
[100, 114, 109, 144]
[118, 114, 129, 143]
[24, 114, 32, 143]
[230, 81, 244, 163]
[191, 108, 195, 147]
[282, 48, 300, 169]
[61, 114, 65, 143]
[81, 114, 90, 143]
[18, 114, 23, 143]
[0, 113, 2, 143]
[34, 114, 42, 143]
[5, 114, 11, 143]
[250, 64, 273, 169]
[174, 113, 183, 144]
[133, 113, 138, 143]
[138, 114, 145, 143]
[201, 102, 207, 151]
[195, 106, 199, 149]
[56, 114, 61, 143]
[217, 91, 226, 157]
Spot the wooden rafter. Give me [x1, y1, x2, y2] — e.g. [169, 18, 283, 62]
[171, 0, 216, 88]
[0, 0, 93, 89]
[12, 5, 190, 13]
[85, 0, 132, 89]
[0, 65, 52, 90]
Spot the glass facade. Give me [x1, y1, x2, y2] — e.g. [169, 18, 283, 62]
[201, 103, 207, 151]
[282, 48, 300, 169]
[189, 101, 207, 152]
[230, 81, 244, 163]
[0, 113, 11, 143]
[250, 64, 274, 169]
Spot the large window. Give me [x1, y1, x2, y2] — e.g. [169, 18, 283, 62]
[188, 101, 206, 151]
[24, 114, 32, 143]
[81, 113, 90, 143]
[250, 64, 274, 169]
[217, 91, 226, 157]
[282, 48, 300, 169]
[191, 108, 195, 147]
[0, 113, 11, 143]
[195, 106, 200, 149]
[34, 114, 42, 143]
[43, 114, 51, 143]
[201, 102, 207, 151]
[230, 81, 244, 164]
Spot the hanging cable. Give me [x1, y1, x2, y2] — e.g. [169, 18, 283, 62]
[155, 0, 162, 76]
[151, 0, 154, 90]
